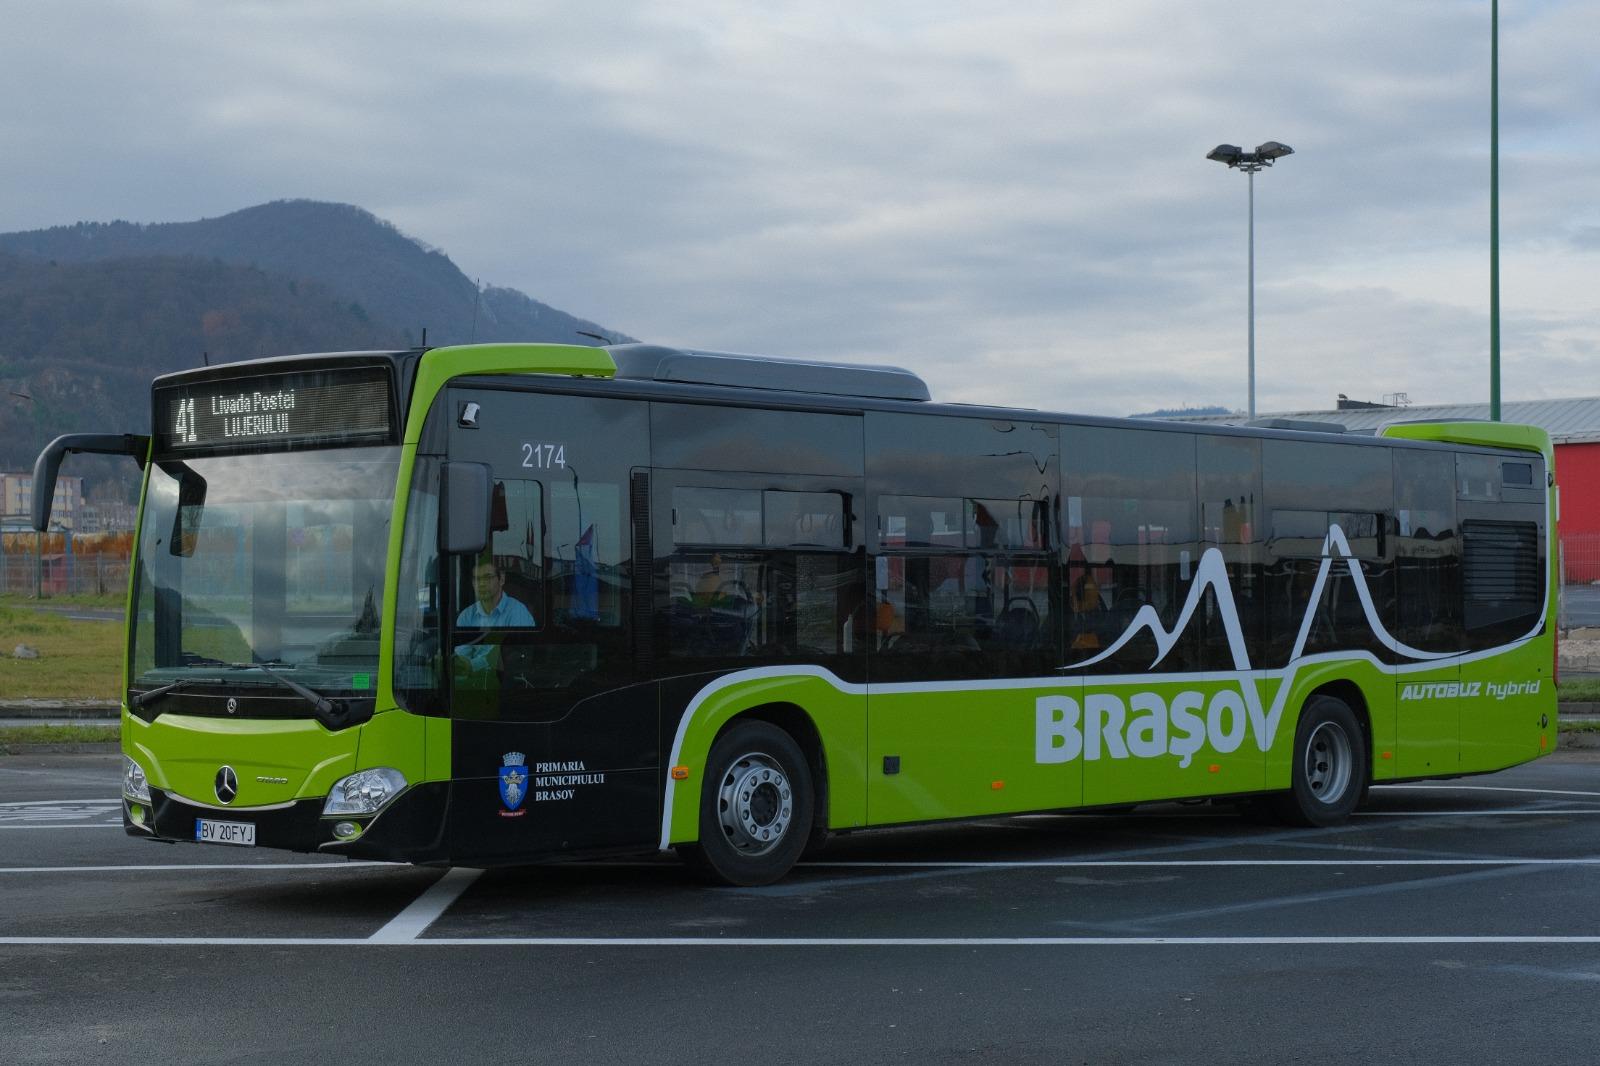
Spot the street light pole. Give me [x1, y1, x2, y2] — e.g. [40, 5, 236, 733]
[1248, 166, 1255, 421]
[1207, 141, 1294, 420]
[1489, 0, 1501, 421]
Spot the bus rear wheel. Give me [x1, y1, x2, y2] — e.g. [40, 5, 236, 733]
[681, 720, 814, 887]
[1276, 694, 1366, 827]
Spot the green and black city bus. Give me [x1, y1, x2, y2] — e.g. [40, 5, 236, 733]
[33, 342, 1559, 884]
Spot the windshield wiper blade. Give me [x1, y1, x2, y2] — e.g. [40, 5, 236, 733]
[233, 662, 335, 716]
[131, 678, 197, 710]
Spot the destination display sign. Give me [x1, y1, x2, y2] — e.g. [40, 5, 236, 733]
[154, 366, 395, 453]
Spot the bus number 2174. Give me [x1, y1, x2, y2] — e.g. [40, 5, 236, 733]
[521, 442, 567, 469]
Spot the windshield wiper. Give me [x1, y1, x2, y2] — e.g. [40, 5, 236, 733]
[226, 662, 336, 717]
[131, 678, 201, 710]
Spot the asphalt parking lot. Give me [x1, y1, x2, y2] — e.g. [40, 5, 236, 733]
[6, 751, 1600, 1065]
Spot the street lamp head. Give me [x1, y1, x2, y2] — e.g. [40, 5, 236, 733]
[1206, 144, 1243, 166]
[1254, 140, 1294, 161]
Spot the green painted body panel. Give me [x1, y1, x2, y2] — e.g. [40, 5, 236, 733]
[1394, 659, 1460, 778]
[402, 343, 616, 447]
[125, 711, 363, 808]
[1459, 638, 1554, 772]
[867, 680, 1083, 823]
[663, 671, 869, 846]
[1380, 421, 1554, 466]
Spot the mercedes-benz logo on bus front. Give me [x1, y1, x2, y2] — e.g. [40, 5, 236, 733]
[215, 766, 239, 805]
[226, 697, 238, 715]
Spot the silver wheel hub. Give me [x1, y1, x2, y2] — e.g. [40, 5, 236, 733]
[716, 752, 793, 857]
[1304, 721, 1353, 805]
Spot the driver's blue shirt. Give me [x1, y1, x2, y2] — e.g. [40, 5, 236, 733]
[455, 594, 535, 670]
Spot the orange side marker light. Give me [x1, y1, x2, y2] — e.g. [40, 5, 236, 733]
[1208, 764, 1221, 774]
[991, 780, 1005, 790]
[1381, 751, 1393, 761]
[671, 766, 691, 781]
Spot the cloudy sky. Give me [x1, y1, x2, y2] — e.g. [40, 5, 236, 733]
[4, 1, 1596, 417]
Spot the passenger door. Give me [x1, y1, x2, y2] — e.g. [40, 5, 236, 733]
[441, 387, 656, 861]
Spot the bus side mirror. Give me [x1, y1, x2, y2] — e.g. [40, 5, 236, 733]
[441, 461, 492, 555]
[159, 462, 208, 558]
[30, 433, 150, 531]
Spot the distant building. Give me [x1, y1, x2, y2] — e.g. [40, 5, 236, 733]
[1152, 396, 1600, 581]
[0, 472, 84, 530]
[79, 500, 138, 533]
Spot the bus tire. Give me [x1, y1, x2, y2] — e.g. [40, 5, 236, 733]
[681, 720, 813, 887]
[1275, 694, 1366, 827]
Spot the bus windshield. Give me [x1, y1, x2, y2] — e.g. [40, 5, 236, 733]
[129, 446, 401, 699]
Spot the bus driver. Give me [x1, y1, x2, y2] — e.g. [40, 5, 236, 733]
[456, 557, 535, 674]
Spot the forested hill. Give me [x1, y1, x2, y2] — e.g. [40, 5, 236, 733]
[0, 252, 411, 486]
[0, 200, 633, 491]
[0, 200, 630, 352]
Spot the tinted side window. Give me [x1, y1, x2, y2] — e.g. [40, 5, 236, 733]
[1455, 451, 1545, 651]
[1394, 449, 1460, 652]
[872, 530, 1053, 680]
[652, 404, 862, 476]
[1063, 426, 1199, 674]
[661, 474, 865, 672]
[1197, 435, 1262, 671]
[1262, 439, 1394, 666]
[867, 413, 1058, 682]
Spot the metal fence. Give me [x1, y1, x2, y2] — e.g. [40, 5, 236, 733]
[0, 538, 132, 599]
[1563, 533, 1600, 587]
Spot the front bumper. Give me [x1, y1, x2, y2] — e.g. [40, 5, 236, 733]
[128, 781, 451, 863]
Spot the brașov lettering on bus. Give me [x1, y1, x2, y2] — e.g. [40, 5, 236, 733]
[1035, 687, 1264, 769]
[213, 388, 297, 440]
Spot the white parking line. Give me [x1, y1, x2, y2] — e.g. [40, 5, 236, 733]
[803, 858, 1600, 869]
[0, 800, 119, 807]
[368, 867, 483, 943]
[5, 934, 1600, 947]
[0, 861, 395, 874]
[1355, 809, 1600, 817]
[0, 825, 123, 830]
[1374, 785, 1600, 799]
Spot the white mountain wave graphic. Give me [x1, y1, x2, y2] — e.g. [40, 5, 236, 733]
[1060, 524, 1547, 751]
[1066, 524, 1458, 674]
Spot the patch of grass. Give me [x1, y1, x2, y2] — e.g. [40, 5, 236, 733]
[0, 723, 119, 754]
[0, 592, 125, 610]
[0, 605, 124, 699]
[1559, 719, 1600, 734]
[1558, 678, 1600, 702]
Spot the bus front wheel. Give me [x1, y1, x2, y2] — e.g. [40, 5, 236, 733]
[1276, 694, 1366, 827]
[681, 720, 814, 886]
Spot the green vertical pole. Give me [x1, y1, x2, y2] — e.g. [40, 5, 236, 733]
[1489, 0, 1501, 421]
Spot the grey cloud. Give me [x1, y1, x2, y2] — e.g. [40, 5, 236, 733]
[1, 0, 1595, 418]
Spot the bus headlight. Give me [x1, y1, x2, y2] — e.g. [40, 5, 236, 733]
[123, 756, 151, 803]
[323, 768, 407, 816]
